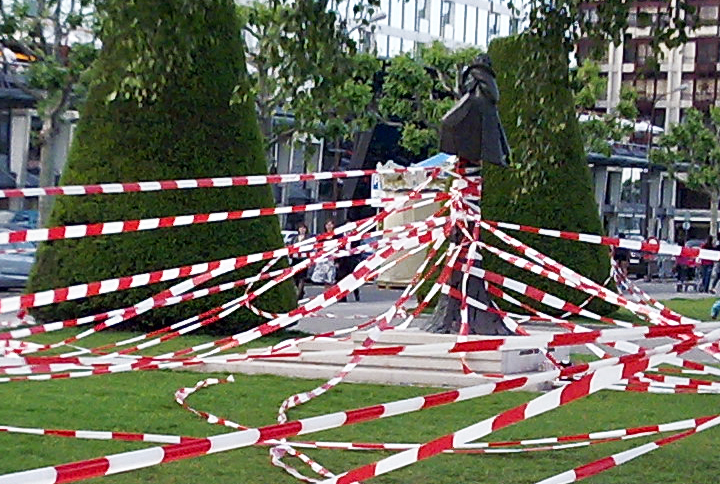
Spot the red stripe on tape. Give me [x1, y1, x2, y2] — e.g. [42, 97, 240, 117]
[258, 421, 302, 442]
[161, 439, 212, 463]
[493, 377, 529, 393]
[421, 390, 460, 409]
[574, 456, 616, 480]
[344, 405, 386, 425]
[55, 458, 111, 483]
[492, 403, 528, 431]
[560, 375, 592, 405]
[417, 434, 454, 460]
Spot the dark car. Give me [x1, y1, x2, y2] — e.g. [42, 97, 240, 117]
[626, 235, 660, 279]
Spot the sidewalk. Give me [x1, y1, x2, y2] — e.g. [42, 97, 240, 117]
[293, 279, 717, 336]
[291, 280, 719, 365]
[633, 279, 716, 301]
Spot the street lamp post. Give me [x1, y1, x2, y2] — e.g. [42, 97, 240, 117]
[644, 84, 688, 239]
[641, 84, 687, 280]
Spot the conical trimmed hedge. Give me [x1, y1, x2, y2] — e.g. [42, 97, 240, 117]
[26, 0, 296, 333]
[482, 34, 613, 315]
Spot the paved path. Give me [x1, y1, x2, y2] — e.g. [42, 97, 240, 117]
[293, 285, 411, 334]
[293, 280, 719, 364]
[2, 279, 716, 334]
[293, 280, 718, 335]
[632, 279, 715, 301]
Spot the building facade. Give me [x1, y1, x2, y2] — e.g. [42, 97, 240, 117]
[578, 0, 720, 241]
[579, 0, 720, 130]
[366, 0, 518, 57]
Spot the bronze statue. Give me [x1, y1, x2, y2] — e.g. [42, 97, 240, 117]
[440, 54, 510, 167]
[426, 55, 513, 336]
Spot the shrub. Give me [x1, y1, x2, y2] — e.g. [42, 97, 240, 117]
[27, 0, 296, 333]
[482, 33, 614, 316]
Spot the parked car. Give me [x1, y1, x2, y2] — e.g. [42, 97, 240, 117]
[0, 228, 36, 289]
[626, 235, 659, 279]
[9, 210, 38, 229]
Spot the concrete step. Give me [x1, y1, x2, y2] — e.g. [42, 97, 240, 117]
[253, 353, 504, 373]
[199, 359, 550, 389]
[193, 329, 565, 390]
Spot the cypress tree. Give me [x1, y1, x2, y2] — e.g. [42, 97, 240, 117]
[482, 34, 613, 315]
[27, 0, 296, 333]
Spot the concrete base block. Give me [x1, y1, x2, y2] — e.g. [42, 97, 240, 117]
[192, 329, 563, 391]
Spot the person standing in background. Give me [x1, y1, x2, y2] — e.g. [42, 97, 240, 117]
[709, 235, 720, 294]
[311, 219, 338, 289]
[290, 222, 310, 301]
[612, 233, 630, 278]
[699, 236, 715, 292]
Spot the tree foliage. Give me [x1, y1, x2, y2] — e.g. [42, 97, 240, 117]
[571, 59, 639, 156]
[0, 0, 99, 220]
[377, 41, 482, 155]
[482, 34, 614, 315]
[0, 0, 98, 116]
[236, 0, 379, 149]
[506, 0, 694, 191]
[651, 107, 720, 237]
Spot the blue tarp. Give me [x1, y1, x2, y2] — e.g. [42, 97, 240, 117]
[413, 152, 452, 168]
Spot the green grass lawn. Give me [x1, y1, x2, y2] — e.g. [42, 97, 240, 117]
[2, 297, 719, 483]
[1, 370, 719, 483]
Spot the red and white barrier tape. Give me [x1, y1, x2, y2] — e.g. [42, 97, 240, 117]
[0, 167, 437, 199]
[3, 166, 720, 484]
[487, 220, 720, 262]
[0, 192, 448, 246]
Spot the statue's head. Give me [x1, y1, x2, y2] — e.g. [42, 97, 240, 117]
[475, 54, 492, 70]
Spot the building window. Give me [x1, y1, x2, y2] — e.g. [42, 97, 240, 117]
[637, 8, 656, 28]
[577, 40, 608, 63]
[635, 78, 656, 101]
[695, 78, 716, 102]
[623, 42, 636, 63]
[696, 39, 719, 64]
[681, 80, 694, 100]
[636, 42, 653, 65]
[440, 0, 453, 26]
[628, 11, 637, 27]
[417, 0, 430, 20]
[488, 12, 500, 36]
[698, 5, 719, 26]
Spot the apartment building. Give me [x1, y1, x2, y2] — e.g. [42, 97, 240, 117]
[578, 0, 720, 242]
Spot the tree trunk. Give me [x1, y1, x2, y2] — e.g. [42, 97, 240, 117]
[711, 192, 719, 241]
[331, 137, 342, 206]
[37, 118, 57, 227]
[9, 111, 31, 212]
[340, 126, 375, 220]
